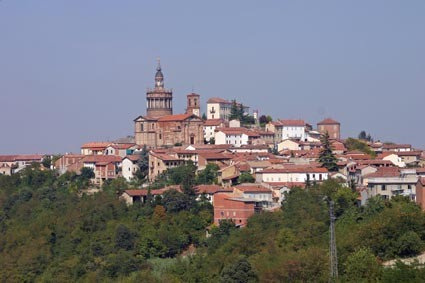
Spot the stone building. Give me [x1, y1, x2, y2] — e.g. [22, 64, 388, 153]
[134, 61, 204, 148]
[317, 118, 341, 140]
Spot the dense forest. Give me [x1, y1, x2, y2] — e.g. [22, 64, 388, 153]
[2, 165, 425, 282]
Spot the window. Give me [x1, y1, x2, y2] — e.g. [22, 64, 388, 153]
[382, 185, 386, 191]
[140, 123, 144, 131]
[159, 133, 162, 139]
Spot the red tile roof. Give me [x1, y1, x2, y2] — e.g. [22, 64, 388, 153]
[204, 119, 225, 126]
[157, 113, 193, 122]
[364, 167, 400, 178]
[81, 142, 111, 149]
[194, 184, 232, 194]
[234, 184, 272, 193]
[207, 97, 230, 104]
[82, 155, 122, 163]
[260, 166, 328, 174]
[317, 118, 340, 125]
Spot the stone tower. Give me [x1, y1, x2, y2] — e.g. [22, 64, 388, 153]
[146, 60, 173, 118]
[186, 93, 200, 117]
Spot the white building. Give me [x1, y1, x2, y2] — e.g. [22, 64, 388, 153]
[122, 155, 140, 181]
[206, 97, 249, 121]
[266, 119, 310, 142]
[203, 119, 226, 143]
[215, 128, 250, 147]
[256, 166, 329, 184]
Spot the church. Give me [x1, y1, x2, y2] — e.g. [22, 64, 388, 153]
[134, 61, 204, 148]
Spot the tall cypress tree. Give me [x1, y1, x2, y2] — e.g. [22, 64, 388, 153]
[319, 132, 338, 172]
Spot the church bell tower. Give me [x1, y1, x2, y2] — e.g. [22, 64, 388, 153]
[146, 59, 173, 118]
[186, 93, 200, 117]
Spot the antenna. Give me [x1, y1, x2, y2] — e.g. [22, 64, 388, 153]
[329, 200, 338, 281]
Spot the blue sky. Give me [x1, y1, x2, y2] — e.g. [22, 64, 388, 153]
[1, 1, 424, 154]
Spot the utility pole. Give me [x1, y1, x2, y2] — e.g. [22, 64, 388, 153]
[329, 200, 338, 281]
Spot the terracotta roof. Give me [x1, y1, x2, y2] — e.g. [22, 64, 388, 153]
[108, 143, 136, 150]
[150, 152, 182, 161]
[194, 184, 232, 194]
[382, 144, 411, 149]
[278, 119, 306, 127]
[234, 184, 272, 193]
[260, 166, 328, 174]
[364, 167, 400, 178]
[157, 113, 193, 122]
[198, 152, 231, 160]
[82, 155, 122, 163]
[81, 142, 111, 149]
[123, 155, 140, 161]
[317, 118, 340, 125]
[207, 97, 230, 104]
[204, 119, 225, 126]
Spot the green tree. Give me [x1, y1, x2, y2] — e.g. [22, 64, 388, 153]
[135, 145, 149, 182]
[80, 167, 95, 180]
[220, 258, 258, 283]
[196, 163, 219, 185]
[343, 248, 381, 281]
[238, 172, 255, 183]
[42, 155, 52, 169]
[318, 132, 338, 172]
[115, 224, 134, 251]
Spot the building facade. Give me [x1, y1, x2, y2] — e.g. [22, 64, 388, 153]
[317, 118, 341, 140]
[134, 62, 204, 148]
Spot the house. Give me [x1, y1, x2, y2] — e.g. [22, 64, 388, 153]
[214, 128, 249, 147]
[365, 167, 418, 201]
[148, 151, 185, 181]
[206, 97, 249, 121]
[104, 143, 137, 157]
[54, 154, 85, 174]
[381, 152, 406, 168]
[277, 139, 301, 152]
[197, 152, 232, 169]
[81, 155, 122, 185]
[233, 184, 274, 208]
[120, 186, 181, 205]
[255, 165, 329, 184]
[382, 143, 412, 152]
[218, 164, 241, 187]
[266, 119, 309, 142]
[213, 192, 259, 227]
[122, 155, 140, 181]
[203, 119, 226, 142]
[317, 118, 340, 140]
[194, 184, 233, 204]
[81, 142, 111, 155]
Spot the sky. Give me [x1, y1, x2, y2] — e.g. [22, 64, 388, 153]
[1, 1, 424, 154]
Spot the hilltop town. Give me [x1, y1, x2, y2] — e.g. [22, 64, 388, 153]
[2, 62, 425, 229]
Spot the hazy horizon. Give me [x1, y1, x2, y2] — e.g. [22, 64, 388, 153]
[1, 1, 424, 154]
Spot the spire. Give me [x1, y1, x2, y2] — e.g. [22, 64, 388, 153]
[155, 58, 164, 88]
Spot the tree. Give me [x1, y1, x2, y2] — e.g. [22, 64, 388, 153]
[115, 224, 134, 251]
[196, 163, 219, 185]
[209, 137, 215, 145]
[238, 172, 255, 183]
[80, 167, 95, 180]
[202, 113, 207, 120]
[318, 132, 338, 172]
[135, 145, 149, 181]
[358, 130, 373, 142]
[220, 258, 258, 283]
[345, 137, 375, 157]
[42, 155, 52, 169]
[229, 100, 239, 121]
[343, 248, 381, 281]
